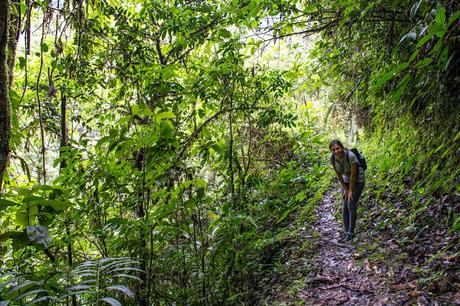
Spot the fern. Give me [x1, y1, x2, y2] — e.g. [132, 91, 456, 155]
[64, 257, 142, 305]
[0, 257, 143, 305]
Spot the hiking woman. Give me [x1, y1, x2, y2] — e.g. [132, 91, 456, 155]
[329, 139, 365, 242]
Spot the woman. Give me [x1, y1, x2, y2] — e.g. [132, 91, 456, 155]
[329, 139, 365, 242]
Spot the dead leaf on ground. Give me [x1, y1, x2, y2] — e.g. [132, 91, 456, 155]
[364, 259, 373, 272]
[452, 292, 460, 304]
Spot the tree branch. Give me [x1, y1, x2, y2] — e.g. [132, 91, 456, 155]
[176, 107, 268, 160]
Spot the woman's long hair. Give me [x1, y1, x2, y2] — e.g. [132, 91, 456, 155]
[329, 139, 345, 151]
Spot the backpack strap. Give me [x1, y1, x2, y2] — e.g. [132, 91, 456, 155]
[346, 150, 350, 167]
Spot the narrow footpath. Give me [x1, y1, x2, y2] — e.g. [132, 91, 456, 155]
[296, 190, 406, 305]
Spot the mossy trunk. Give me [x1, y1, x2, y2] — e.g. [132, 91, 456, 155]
[0, 0, 11, 192]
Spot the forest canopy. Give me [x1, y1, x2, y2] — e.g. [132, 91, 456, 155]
[0, 0, 459, 305]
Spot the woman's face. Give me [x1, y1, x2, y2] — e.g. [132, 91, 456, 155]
[331, 144, 344, 158]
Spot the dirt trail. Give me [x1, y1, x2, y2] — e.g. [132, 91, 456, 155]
[296, 190, 402, 305]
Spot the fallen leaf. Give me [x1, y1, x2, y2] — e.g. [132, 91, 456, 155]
[409, 290, 421, 297]
[364, 259, 373, 272]
[452, 292, 460, 304]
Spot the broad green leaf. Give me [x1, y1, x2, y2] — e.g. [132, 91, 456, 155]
[435, 7, 446, 26]
[155, 112, 175, 123]
[40, 43, 49, 53]
[15, 211, 28, 227]
[0, 199, 19, 209]
[159, 120, 174, 138]
[6, 280, 40, 297]
[131, 105, 141, 116]
[27, 204, 38, 217]
[43, 200, 72, 210]
[14, 289, 49, 301]
[18, 57, 26, 69]
[196, 179, 207, 189]
[207, 211, 219, 220]
[24, 296, 53, 306]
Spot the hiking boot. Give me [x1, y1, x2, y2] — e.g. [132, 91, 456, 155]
[338, 233, 347, 243]
[345, 233, 354, 242]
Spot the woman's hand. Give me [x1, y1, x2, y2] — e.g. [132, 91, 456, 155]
[347, 190, 353, 202]
[342, 188, 349, 198]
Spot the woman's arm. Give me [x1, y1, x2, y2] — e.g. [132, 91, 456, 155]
[334, 168, 348, 192]
[348, 163, 358, 201]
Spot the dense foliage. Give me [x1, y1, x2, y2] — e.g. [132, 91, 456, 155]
[0, 0, 459, 305]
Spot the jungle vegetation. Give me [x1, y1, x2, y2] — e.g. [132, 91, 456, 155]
[0, 0, 459, 305]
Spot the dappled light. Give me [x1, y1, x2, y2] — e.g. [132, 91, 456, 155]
[0, 0, 459, 305]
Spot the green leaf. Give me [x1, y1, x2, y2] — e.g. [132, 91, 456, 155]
[435, 7, 446, 26]
[106, 285, 134, 297]
[196, 179, 207, 189]
[18, 57, 26, 69]
[155, 112, 175, 123]
[0, 231, 27, 243]
[0, 199, 19, 209]
[43, 200, 72, 210]
[40, 43, 49, 53]
[159, 120, 174, 138]
[416, 32, 435, 48]
[278, 205, 299, 223]
[447, 10, 460, 27]
[391, 74, 411, 101]
[24, 296, 54, 306]
[27, 204, 38, 217]
[414, 58, 432, 69]
[374, 69, 395, 88]
[131, 105, 141, 116]
[15, 211, 28, 227]
[374, 63, 409, 89]
[101, 297, 121, 306]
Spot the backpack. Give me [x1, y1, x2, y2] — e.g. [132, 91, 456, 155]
[330, 148, 367, 171]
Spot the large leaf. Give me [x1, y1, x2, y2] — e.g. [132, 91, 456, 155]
[106, 285, 134, 297]
[101, 297, 122, 306]
[155, 111, 175, 123]
[159, 120, 174, 138]
[24, 296, 54, 306]
[42, 200, 72, 211]
[0, 199, 19, 210]
[15, 211, 29, 227]
[5, 280, 40, 297]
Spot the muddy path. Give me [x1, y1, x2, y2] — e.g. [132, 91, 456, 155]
[296, 190, 405, 306]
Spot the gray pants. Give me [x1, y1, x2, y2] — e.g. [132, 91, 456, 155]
[342, 181, 365, 235]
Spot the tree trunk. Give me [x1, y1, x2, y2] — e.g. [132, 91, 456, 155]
[60, 93, 77, 306]
[8, 0, 20, 87]
[134, 149, 149, 306]
[0, 0, 11, 192]
[228, 109, 235, 207]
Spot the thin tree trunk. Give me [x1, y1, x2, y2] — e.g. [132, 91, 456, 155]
[134, 149, 149, 306]
[60, 95, 67, 167]
[60, 93, 77, 306]
[228, 109, 235, 205]
[0, 0, 11, 192]
[8, 0, 20, 87]
[36, 12, 47, 184]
